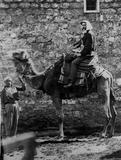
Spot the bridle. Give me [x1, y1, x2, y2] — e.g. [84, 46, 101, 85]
[16, 58, 32, 77]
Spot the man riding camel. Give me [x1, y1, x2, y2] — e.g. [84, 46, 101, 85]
[64, 20, 96, 88]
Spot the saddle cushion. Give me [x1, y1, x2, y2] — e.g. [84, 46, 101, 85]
[58, 71, 86, 86]
[58, 53, 100, 86]
[77, 54, 98, 72]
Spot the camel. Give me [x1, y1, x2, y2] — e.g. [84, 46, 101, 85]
[12, 51, 117, 139]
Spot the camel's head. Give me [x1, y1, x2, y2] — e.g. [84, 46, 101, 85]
[12, 50, 45, 91]
[12, 50, 33, 76]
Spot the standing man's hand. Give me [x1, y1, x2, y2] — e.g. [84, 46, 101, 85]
[18, 75, 26, 91]
[18, 76, 24, 84]
[1, 108, 7, 117]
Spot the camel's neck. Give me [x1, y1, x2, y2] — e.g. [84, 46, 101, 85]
[23, 76, 34, 88]
[23, 73, 45, 90]
[23, 57, 63, 92]
[21, 59, 45, 89]
[29, 59, 43, 76]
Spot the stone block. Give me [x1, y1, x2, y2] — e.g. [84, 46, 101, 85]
[27, 0, 35, 2]
[75, 0, 81, 2]
[60, 2, 70, 8]
[117, 8, 121, 13]
[0, 10, 6, 16]
[51, 3, 59, 8]
[101, 3, 111, 8]
[37, 0, 44, 2]
[10, 3, 18, 8]
[102, 8, 116, 14]
[30, 3, 39, 8]
[111, 2, 121, 7]
[19, 2, 30, 8]
[13, 0, 22, 2]
[104, 0, 113, 2]
[46, 8, 54, 15]
[42, 2, 51, 8]
[73, 111, 80, 118]
[14, 9, 23, 15]
[3, 0, 13, 2]
[46, 0, 54, 2]
[66, 0, 75, 2]
[71, 2, 81, 8]
[0, 3, 9, 8]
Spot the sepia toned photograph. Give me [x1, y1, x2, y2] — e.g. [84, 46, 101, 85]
[1, 0, 121, 159]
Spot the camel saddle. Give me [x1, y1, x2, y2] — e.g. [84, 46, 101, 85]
[58, 52, 102, 86]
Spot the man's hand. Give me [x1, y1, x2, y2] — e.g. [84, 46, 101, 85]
[72, 48, 81, 56]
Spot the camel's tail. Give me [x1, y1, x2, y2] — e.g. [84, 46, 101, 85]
[110, 88, 116, 103]
[107, 71, 116, 103]
[100, 69, 116, 103]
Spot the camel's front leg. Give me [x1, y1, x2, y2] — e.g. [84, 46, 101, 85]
[52, 95, 64, 139]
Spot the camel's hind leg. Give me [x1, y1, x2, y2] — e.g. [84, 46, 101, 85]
[97, 77, 116, 138]
[108, 91, 117, 137]
[101, 117, 111, 138]
[102, 100, 117, 138]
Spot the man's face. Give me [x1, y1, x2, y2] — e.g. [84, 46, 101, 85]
[5, 79, 12, 87]
[80, 22, 86, 31]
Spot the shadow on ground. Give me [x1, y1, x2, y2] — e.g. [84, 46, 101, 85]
[100, 150, 121, 159]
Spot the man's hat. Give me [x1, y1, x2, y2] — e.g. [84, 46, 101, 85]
[80, 20, 93, 31]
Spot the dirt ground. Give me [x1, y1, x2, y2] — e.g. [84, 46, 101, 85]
[4, 135, 121, 160]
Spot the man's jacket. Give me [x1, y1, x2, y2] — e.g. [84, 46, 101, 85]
[73, 31, 95, 57]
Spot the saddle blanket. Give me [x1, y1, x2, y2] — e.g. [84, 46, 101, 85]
[58, 52, 112, 86]
[59, 65, 112, 86]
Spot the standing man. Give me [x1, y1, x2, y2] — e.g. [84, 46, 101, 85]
[1, 76, 26, 137]
[64, 20, 96, 87]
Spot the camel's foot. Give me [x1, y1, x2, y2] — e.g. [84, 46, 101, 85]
[100, 132, 113, 139]
[100, 132, 108, 138]
[55, 135, 68, 141]
[107, 132, 114, 138]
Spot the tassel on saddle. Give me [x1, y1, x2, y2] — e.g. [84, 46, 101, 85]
[58, 68, 89, 87]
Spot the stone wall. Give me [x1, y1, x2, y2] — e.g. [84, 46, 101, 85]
[0, 0, 121, 84]
[0, 0, 121, 132]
